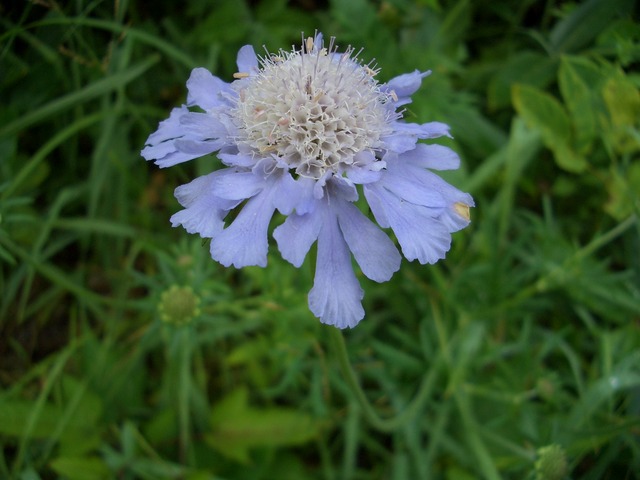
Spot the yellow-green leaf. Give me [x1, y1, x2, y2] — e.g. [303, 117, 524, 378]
[513, 84, 587, 172]
[605, 163, 640, 220]
[551, 142, 588, 173]
[558, 56, 598, 153]
[512, 84, 571, 146]
[602, 74, 640, 153]
[603, 75, 640, 127]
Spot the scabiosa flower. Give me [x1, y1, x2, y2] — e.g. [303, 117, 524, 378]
[142, 33, 474, 329]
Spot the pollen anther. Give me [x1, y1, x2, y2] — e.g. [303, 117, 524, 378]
[454, 202, 471, 221]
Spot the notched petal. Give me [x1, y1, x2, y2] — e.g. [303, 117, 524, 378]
[308, 211, 364, 329]
[171, 172, 238, 238]
[337, 201, 401, 283]
[274, 210, 322, 267]
[209, 190, 276, 268]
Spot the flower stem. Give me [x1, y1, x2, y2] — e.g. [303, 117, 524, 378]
[329, 327, 439, 433]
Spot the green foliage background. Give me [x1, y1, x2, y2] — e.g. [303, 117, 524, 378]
[1, 0, 639, 479]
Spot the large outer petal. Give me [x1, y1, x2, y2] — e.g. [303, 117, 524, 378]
[364, 142, 474, 264]
[376, 162, 447, 210]
[141, 106, 232, 168]
[336, 200, 401, 283]
[207, 166, 301, 268]
[308, 206, 365, 329]
[210, 170, 264, 200]
[141, 107, 202, 167]
[274, 209, 323, 268]
[400, 143, 461, 170]
[170, 171, 238, 238]
[386, 149, 475, 232]
[365, 185, 452, 264]
[382, 121, 452, 154]
[209, 187, 274, 268]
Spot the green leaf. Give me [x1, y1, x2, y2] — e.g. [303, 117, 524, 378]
[0, 56, 158, 137]
[549, 0, 635, 53]
[512, 84, 570, 144]
[143, 409, 178, 446]
[0, 375, 104, 459]
[49, 456, 110, 480]
[569, 371, 640, 428]
[512, 84, 587, 172]
[189, 0, 251, 46]
[206, 388, 321, 463]
[488, 51, 556, 110]
[0, 401, 95, 441]
[603, 74, 640, 127]
[330, 0, 378, 33]
[551, 142, 589, 174]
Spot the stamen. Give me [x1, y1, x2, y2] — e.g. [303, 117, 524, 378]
[233, 72, 250, 79]
[260, 144, 278, 153]
[365, 66, 378, 77]
[454, 202, 471, 221]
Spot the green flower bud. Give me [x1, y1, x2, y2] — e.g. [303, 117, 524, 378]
[535, 444, 568, 480]
[158, 285, 200, 326]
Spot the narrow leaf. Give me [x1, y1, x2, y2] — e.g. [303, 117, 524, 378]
[0, 55, 158, 137]
[549, 0, 635, 53]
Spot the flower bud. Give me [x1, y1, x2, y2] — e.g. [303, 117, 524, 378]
[158, 285, 200, 326]
[535, 444, 568, 480]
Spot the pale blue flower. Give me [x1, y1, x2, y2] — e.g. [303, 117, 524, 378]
[142, 33, 474, 329]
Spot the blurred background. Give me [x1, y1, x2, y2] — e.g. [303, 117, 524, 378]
[1, 0, 639, 479]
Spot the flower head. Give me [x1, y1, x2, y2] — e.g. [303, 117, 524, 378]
[142, 33, 474, 329]
[234, 38, 394, 179]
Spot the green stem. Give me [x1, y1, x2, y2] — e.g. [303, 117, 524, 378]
[430, 299, 502, 480]
[329, 327, 439, 433]
[177, 328, 192, 464]
[453, 390, 502, 480]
